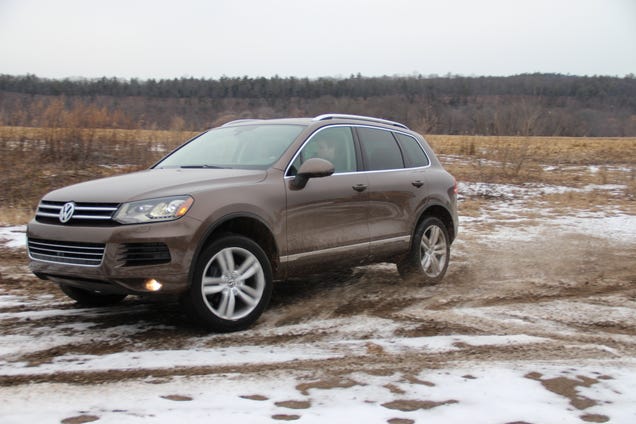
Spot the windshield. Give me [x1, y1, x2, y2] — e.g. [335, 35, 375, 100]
[155, 124, 305, 169]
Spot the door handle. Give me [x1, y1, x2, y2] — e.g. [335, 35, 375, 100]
[411, 180, 424, 188]
[352, 184, 368, 192]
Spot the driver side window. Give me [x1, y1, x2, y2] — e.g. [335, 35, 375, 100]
[288, 127, 356, 176]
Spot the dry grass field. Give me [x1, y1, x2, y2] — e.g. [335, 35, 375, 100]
[427, 134, 636, 222]
[0, 126, 197, 223]
[0, 126, 634, 225]
[427, 134, 636, 185]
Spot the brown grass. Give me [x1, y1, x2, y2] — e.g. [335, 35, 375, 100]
[426, 135, 636, 164]
[427, 135, 636, 187]
[0, 126, 197, 223]
[0, 126, 634, 225]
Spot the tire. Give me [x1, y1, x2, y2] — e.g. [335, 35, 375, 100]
[60, 284, 127, 306]
[181, 235, 273, 332]
[397, 217, 450, 285]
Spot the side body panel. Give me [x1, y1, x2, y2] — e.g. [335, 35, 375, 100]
[365, 168, 426, 260]
[282, 173, 370, 275]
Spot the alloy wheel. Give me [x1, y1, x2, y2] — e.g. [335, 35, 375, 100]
[200, 247, 265, 320]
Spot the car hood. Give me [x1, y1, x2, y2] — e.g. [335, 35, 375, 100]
[43, 168, 268, 203]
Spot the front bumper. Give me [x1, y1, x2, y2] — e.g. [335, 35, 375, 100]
[26, 216, 201, 295]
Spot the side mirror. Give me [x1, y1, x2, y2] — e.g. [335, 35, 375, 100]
[291, 158, 335, 189]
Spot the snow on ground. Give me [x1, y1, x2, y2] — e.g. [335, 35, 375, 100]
[1, 179, 635, 423]
[1, 362, 635, 424]
[458, 181, 628, 201]
[0, 226, 26, 249]
[549, 213, 636, 242]
[472, 210, 636, 246]
[0, 332, 547, 377]
[457, 181, 636, 245]
[0, 343, 341, 376]
[458, 181, 578, 199]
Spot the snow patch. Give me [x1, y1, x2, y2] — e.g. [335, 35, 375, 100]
[0, 226, 26, 249]
[1, 362, 635, 423]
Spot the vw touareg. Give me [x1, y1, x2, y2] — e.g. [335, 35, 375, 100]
[27, 114, 458, 332]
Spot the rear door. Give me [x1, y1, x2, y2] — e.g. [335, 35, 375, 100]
[355, 126, 431, 260]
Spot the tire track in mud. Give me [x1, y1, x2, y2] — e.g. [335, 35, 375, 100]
[0, 339, 606, 387]
[1, 214, 635, 388]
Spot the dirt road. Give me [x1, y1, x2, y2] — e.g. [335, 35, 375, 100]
[1, 178, 635, 423]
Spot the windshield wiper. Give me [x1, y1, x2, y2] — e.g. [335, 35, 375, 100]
[179, 165, 225, 169]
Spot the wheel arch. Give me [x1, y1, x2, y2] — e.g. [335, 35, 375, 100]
[189, 213, 280, 285]
[415, 204, 456, 243]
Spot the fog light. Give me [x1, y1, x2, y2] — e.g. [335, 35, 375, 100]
[145, 279, 162, 292]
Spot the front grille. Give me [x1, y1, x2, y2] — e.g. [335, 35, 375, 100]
[36, 201, 120, 226]
[28, 238, 105, 267]
[118, 242, 171, 267]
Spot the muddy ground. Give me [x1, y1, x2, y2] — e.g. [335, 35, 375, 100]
[2, 222, 635, 378]
[0, 161, 635, 422]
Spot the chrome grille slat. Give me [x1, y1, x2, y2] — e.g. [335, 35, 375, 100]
[29, 245, 104, 255]
[28, 238, 105, 267]
[36, 212, 62, 218]
[30, 240, 103, 247]
[36, 201, 120, 225]
[70, 215, 113, 220]
[29, 247, 103, 257]
[74, 206, 118, 211]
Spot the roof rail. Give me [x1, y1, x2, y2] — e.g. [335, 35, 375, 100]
[313, 114, 409, 130]
[221, 119, 262, 127]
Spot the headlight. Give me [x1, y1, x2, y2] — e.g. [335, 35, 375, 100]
[113, 196, 194, 224]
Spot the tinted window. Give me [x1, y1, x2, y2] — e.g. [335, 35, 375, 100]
[395, 133, 430, 167]
[357, 127, 404, 171]
[288, 127, 356, 175]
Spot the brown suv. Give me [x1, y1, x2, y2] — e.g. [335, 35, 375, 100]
[27, 114, 458, 331]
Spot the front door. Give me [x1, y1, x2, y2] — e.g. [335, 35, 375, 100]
[283, 126, 369, 275]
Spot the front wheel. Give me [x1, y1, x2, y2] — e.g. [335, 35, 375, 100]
[397, 217, 450, 285]
[181, 235, 273, 332]
[60, 284, 127, 306]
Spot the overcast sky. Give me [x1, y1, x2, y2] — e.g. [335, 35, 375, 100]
[0, 0, 634, 80]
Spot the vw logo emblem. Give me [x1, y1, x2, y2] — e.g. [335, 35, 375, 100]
[59, 202, 75, 223]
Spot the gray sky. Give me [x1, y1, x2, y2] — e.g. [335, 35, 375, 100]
[0, 0, 634, 79]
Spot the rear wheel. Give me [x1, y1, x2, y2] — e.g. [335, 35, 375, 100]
[60, 284, 127, 306]
[397, 217, 450, 285]
[181, 235, 273, 332]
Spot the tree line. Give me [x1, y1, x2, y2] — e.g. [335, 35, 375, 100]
[1, 73, 635, 136]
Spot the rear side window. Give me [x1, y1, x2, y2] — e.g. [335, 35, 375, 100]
[395, 133, 430, 167]
[357, 127, 404, 171]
